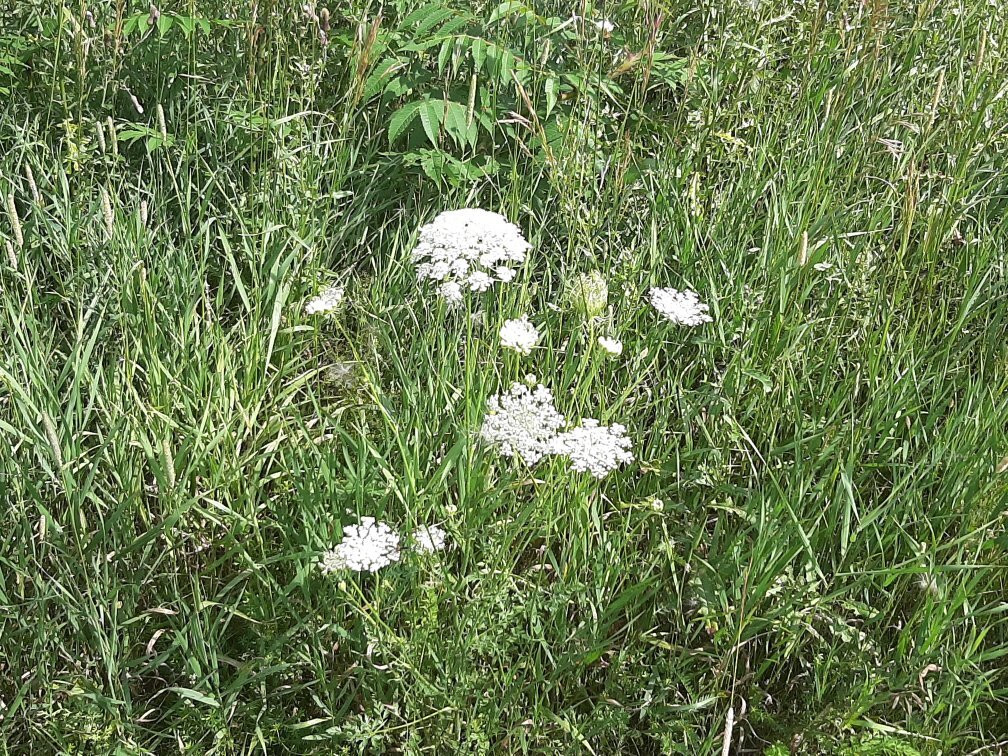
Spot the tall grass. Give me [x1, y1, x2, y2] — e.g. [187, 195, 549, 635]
[1, 0, 1006, 751]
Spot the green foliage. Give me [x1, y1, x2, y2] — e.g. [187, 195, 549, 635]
[1, 0, 1007, 752]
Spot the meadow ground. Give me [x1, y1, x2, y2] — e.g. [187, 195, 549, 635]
[1, 0, 1007, 752]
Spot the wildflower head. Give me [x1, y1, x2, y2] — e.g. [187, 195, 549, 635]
[551, 419, 633, 479]
[597, 336, 623, 357]
[412, 524, 448, 553]
[499, 316, 540, 355]
[649, 287, 712, 327]
[566, 270, 608, 318]
[319, 517, 401, 573]
[412, 209, 530, 304]
[480, 382, 566, 466]
[305, 283, 345, 317]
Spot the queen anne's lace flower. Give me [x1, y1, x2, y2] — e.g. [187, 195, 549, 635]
[412, 209, 530, 303]
[597, 336, 623, 356]
[412, 524, 448, 553]
[480, 382, 566, 466]
[305, 284, 345, 316]
[319, 517, 401, 573]
[499, 316, 540, 355]
[649, 287, 712, 326]
[552, 420, 633, 479]
[567, 270, 608, 318]
[318, 548, 344, 574]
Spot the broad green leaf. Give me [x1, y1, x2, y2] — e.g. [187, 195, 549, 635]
[157, 13, 174, 37]
[418, 99, 443, 147]
[471, 37, 487, 72]
[388, 101, 422, 144]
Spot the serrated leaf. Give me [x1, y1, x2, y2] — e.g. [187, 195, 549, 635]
[418, 99, 443, 147]
[488, 0, 534, 24]
[362, 58, 403, 102]
[441, 100, 472, 148]
[471, 37, 487, 72]
[388, 101, 422, 144]
[437, 37, 454, 75]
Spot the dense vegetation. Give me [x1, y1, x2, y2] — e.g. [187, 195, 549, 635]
[1, 0, 1006, 752]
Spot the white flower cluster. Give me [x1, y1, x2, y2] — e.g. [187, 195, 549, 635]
[319, 518, 449, 574]
[412, 524, 448, 553]
[552, 420, 633, 479]
[480, 382, 634, 478]
[649, 287, 712, 326]
[480, 382, 566, 466]
[499, 316, 540, 355]
[319, 517, 400, 573]
[597, 336, 623, 356]
[305, 283, 344, 317]
[412, 209, 530, 304]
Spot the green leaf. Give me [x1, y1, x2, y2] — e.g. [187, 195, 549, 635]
[176, 16, 195, 38]
[487, 0, 535, 24]
[168, 687, 220, 708]
[418, 99, 443, 147]
[437, 37, 454, 75]
[544, 76, 558, 119]
[471, 38, 487, 72]
[362, 58, 403, 102]
[157, 13, 174, 37]
[122, 14, 142, 36]
[441, 100, 472, 148]
[388, 101, 422, 144]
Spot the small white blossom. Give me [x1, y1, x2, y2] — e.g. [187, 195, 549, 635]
[438, 280, 463, 304]
[649, 287, 713, 327]
[412, 209, 530, 303]
[552, 419, 633, 479]
[481, 382, 566, 466]
[467, 270, 493, 292]
[598, 336, 623, 356]
[305, 284, 345, 316]
[319, 517, 401, 573]
[412, 524, 448, 553]
[594, 19, 614, 33]
[318, 548, 344, 574]
[499, 316, 540, 355]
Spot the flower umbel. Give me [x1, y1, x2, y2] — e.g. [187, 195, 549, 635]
[499, 316, 541, 355]
[552, 419, 633, 479]
[305, 284, 345, 317]
[412, 209, 530, 304]
[412, 524, 448, 553]
[567, 270, 608, 318]
[649, 287, 713, 326]
[597, 336, 623, 356]
[320, 517, 401, 573]
[480, 382, 566, 466]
